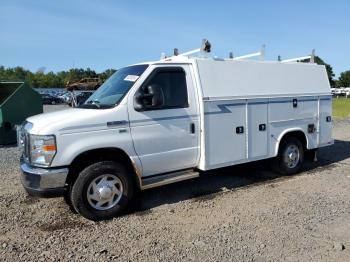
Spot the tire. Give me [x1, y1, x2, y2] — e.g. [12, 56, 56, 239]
[272, 137, 304, 175]
[70, 161, 134, 221]
[51, 101, 56, 105]
[63, 186, 78, 214]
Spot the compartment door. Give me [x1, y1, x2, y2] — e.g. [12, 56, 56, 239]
[248, 102, 268, 158]
[204, 102, 247, 167]
[319, 98, 332, 145]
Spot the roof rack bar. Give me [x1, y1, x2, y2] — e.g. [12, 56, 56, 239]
[281, 55, 312, 63]
[281, 49, 316, 63]
[233, 52, 261, 60]
[180, 48, 201, 56]
[233, 45, 265, 61]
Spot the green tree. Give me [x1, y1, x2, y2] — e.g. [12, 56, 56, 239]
[0, 65, 115, 88]
[338, 70, 350, 87]
[99, 69, 116, 82]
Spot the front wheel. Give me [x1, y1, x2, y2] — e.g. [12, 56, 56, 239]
[272, 137, 304, 175]
[70, 161, 135, 220]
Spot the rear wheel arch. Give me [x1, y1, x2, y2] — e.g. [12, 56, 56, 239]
[275, 129, 308, 156]
[66, 148, 141, 189]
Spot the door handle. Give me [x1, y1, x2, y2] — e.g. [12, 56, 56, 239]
[190, 123, 195, 134]
[236, 126, 244, 134]
[259, 124, 266, 131]
[107, 120, 128, 127]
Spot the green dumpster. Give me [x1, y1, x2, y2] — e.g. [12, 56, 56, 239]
[0, 82, 43, 145]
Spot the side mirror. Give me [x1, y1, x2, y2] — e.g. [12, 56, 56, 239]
[147, 84, 164, 108]
[134, 91, 145, 111]
[134, 84, 164, 111]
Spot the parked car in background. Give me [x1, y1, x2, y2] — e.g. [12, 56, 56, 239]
[41, 94, 63, 104]
[76, 91, 94, 106]
[62, 91, 94, 107]
[332, 87, 350, 98]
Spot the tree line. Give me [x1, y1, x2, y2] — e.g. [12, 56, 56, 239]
[0, 57, 349, 88]
[0, 66, 116, 88]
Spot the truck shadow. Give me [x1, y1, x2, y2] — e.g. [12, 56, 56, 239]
[0, 143, 17, 149]
[130, 139, 350, 214]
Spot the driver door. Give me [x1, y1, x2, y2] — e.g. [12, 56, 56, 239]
[127, 65, 200, 177]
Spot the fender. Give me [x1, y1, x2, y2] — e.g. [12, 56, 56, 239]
[67, 147, 143, 189]
[273, 127, 308, 157]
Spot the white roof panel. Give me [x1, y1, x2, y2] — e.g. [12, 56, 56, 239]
[196, 59, 331, 99]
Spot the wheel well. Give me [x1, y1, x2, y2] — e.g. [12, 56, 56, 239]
[66, 148, 140, 189]
[279, 131, 307, 151]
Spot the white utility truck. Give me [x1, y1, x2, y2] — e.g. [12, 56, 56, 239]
[18, 40, 333, 220]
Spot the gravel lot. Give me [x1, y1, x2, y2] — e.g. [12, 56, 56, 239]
[0, 105, 349, 261]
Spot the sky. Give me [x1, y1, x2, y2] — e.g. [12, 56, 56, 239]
[1, 0, 349, 77]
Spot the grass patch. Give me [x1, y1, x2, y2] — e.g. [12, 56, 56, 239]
[333, 98, 350, 119]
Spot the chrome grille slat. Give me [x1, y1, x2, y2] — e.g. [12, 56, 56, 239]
[25, 132, 30, 163]
[19, 122, 32, 164]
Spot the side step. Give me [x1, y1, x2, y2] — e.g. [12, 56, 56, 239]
[141, 169, 200, 190]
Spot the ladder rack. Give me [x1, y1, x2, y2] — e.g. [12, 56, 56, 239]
[160, 39, 316, 64]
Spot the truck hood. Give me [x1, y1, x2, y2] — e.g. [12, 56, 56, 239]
[26, 106, 127, 135]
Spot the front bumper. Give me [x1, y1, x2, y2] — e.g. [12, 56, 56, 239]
[20, 160, 69, 197]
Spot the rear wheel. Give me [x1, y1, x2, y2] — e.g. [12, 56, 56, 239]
[70, 161, 134, 220]
[272, 137, 304, 175]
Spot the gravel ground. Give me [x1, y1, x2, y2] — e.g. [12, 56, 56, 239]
[0, 105, 349, 261]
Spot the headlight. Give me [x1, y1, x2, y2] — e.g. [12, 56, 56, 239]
[29, 135, 56, 167]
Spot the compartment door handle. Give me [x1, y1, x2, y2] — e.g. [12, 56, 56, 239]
[190, 123, 195, 134]
[236, 126, 244, 134]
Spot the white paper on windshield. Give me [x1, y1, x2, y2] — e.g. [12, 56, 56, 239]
[124, 75, 139, 82]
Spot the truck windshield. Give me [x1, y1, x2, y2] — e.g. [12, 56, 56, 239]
[83, 64, 148, 108]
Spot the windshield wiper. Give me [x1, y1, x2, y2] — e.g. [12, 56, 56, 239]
[86, 99, 101, 108]
[79, 102, 113, 109]
[78, 103, 100, 109]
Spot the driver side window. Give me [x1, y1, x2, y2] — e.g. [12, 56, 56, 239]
[139, 68, 189, 110]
